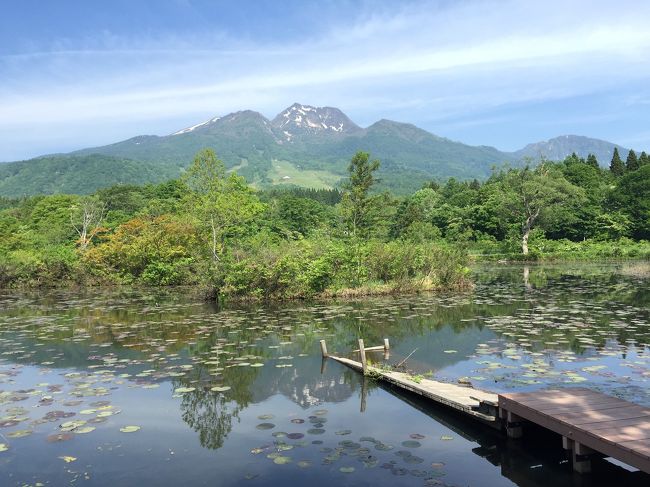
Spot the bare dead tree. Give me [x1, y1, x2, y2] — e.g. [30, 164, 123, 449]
[70, 198, 106, 251]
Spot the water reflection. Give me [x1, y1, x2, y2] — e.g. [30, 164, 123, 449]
[0, 263, 648, 486]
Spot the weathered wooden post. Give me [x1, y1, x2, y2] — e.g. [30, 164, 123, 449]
[383, 338, 390, 359]
[360, 376, 368, 413]
[358, 338, 367, 375]
[499, 408, 523, 439]
[564, 440, 595, 474]
[319, 339, 328, 358]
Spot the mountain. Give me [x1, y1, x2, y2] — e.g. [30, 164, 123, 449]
[271, 103, 362, 139]
[0, 104, 637, 198]
[0, 154, 177, 198]
[513, 135, 628, 165]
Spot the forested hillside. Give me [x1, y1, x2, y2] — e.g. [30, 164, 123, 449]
[1, 149, 648, 296]
[0, 104, 636, 197]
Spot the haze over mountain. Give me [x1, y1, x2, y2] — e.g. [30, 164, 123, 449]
[0, 103, 632, 198]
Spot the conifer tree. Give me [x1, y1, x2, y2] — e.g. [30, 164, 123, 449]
[639, 151, 649, 167]
[586, 153, 599, 169]
[625, 149, 639, 172]
[610, 148, 625, 176]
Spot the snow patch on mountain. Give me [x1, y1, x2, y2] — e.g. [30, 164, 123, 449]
[270, 103, 360, 139]
[171, 116, 221, 135]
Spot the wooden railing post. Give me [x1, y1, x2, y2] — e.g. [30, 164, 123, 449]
[358, 338, 367, 375]
[320, 339, 328, 358]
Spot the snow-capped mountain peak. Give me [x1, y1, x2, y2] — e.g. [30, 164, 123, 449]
[271, 103, 360, 140]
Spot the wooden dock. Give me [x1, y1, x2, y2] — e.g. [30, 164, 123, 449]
[329, 355, 499, 423]
[499, 388, 650, 474]
[322, 338, 650, 476]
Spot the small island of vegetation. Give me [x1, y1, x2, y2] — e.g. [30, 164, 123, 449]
[0, 149, 648, 299]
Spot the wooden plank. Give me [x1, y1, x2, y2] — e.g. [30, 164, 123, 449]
[589, 417, 650, 431]
[524, 400, 629, 413]
[514, 394, 629, 409]
[501, 388, 595, 401]
[560, 407, 650, 425]
[539, 400, 641, 416]
[618, 439, 650, 459]
[499, 390, 650, 473]
[595, 426, 650, 443]
[329, 355, 498, 422]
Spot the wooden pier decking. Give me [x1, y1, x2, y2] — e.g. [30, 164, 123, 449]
[329, 355, 499, 423]
[499, 388, 650, 474]
[322, 339, 650, 476]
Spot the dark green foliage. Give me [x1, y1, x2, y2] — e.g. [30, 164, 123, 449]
[340, 151, 381, 238]
[275, 196, 331, 236]
[0, 154, 180, 198]
[586, 153, 599, 168]
[625, 149, 640, 172]
[609, 164, 650, 239]
[0, 148, 647, 293]
[610, 148, 625, 177]
[640, 151, 649, 167]
[261, 187, 342, 206]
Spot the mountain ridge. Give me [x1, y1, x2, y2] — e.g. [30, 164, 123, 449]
[0, 103, 636, 197]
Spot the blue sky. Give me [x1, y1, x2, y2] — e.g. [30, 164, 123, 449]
[1, 0, 649, 161]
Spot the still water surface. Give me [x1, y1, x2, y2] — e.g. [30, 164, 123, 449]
[0, 263, 648, 486]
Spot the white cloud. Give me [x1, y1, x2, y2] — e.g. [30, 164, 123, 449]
[1, 0, 650, 159]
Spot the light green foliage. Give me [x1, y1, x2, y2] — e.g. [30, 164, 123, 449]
[495, 164, 585, 255]
[0, 149, 647, 291]
[340, 151, 381, 239]
[183, 149, 265, 263]
[84, 215, 197, 285]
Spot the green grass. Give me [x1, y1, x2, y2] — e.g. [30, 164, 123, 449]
[267, 159, 342, 189]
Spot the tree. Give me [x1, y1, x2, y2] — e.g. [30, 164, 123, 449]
[610, 148, 625, 176]
[609, 164, 650, 239]
[586, 153, 599, 169]
[640, 151, 649, 167]
[625, 149, 639, 172]
[340, 151, 380, 239]
[70, 197, 106, 251]
[183, 149, 264, 262]
[497, 165, 584, 255]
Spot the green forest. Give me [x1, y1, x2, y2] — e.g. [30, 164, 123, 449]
[0, 148, 648, 298]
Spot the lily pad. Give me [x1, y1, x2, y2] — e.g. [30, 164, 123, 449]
[174, 387, 195, 394]
[256, 423, 275, 430]
[119, 425, 141, 433]
[7, 429, 32, 438]
[401, 440, 421, 448]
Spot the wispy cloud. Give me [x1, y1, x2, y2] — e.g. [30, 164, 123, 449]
[1, 0, 649, 160]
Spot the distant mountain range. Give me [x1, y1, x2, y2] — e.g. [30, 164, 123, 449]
[0, 103, 635, 197]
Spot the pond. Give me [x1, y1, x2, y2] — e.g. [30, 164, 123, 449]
[0, 263, 648, 486]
